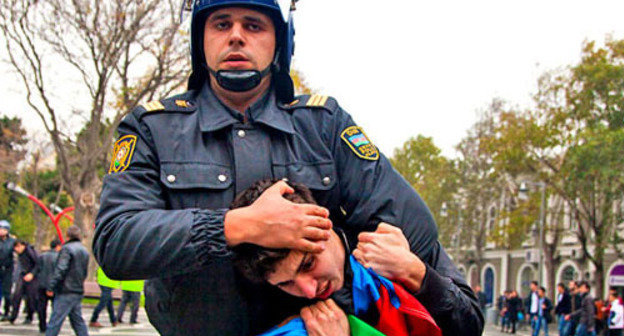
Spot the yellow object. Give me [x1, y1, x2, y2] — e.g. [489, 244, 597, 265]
[96, 268, 120, 289]
[121, 280, 144, 292]
[141, 101, 165, 112]
[306, 95, 329, 107]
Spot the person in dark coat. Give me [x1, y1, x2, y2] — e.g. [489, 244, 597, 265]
[475, 285, 487, 313]
[45, 226, 90, 336]
[566, 281, 596, 336]
[568, 280, 582, 335]
[9, 240, 41, 325]
[0, 220, 15, 320]
[555, 283, 572, 336]
[506, 290, 523, 334]
[34, 239, 61, 333]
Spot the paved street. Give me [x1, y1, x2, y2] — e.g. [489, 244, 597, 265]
[484, 323, 560, 336]
[1, 310, 560, 336]
[0, 305, 157, 336]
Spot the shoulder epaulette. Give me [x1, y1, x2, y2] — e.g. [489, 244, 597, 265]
[133, 94, 197, 120]
[281, 94, 338, 113]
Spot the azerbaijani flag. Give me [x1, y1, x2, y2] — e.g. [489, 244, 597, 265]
[258, 256, 441, 336]
[349, 134, 370, 146]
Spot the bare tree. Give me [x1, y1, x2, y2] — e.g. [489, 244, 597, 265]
[0, 0, 189, 243]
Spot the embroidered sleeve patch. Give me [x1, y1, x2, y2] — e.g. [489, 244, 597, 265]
[108, 135, 137, 173]
[340, 126, 379, 161]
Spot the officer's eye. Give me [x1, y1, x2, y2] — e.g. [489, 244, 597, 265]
[246, 23, 261, 32]
[215, 21, 231, 30]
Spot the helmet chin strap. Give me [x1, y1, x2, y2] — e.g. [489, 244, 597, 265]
[207, 65, 272, 92]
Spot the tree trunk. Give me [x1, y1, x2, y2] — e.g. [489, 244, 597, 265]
[71, 183, 100, 281]
[544, 250, 556, 301]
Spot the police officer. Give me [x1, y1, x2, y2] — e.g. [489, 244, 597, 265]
[93, 1, 484, 336]
[0, 220, 15, 320]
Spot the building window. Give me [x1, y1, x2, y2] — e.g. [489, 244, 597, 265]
[561, 265, 578, 284]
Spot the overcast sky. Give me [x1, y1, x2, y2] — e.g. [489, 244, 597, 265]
[3, 0, 624, 158]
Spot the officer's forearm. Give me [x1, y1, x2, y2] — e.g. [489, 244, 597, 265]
[93, 208, 229, 280]
[223, 207, 251, 247]
[413, 265, 484, 336]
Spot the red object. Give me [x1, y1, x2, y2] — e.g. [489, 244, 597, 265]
[374, 281, 441, 336]
[26, 195, 73, 243]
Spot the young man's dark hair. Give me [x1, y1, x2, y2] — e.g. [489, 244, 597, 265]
[579, 281, 591, 290]
[14, 240, 27, 247]
[66, 226, 82, 241]
[539, 286, 546, 293]
[50, 239, 61, 249]
[557, 282, 565, 289]
[231, 179, 317, 284]
[531, 280, 539, 287]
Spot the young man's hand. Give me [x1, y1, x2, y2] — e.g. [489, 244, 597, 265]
[224, 180, 332, 253]
[300, 299, 349, 336]
[353, 222, 427, 292]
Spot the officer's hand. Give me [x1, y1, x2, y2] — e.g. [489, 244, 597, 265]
[224, 180, 332, 253]
[23, 273, 34, 282]
[353, 222, 426, 292]
[300, 299, 349, 336]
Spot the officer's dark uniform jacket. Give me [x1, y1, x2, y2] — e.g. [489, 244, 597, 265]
[94, 83, 484, 336]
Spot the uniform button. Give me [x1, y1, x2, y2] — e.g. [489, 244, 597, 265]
[167, 175, 176, 183]
[322, 176, 331, 186]
[218, 174, 227, 182]
[237, 130, 246, 138]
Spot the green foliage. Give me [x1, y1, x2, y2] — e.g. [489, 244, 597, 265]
[390, 135, 459, 246]
[0, 115, 27, 174]
[8, 197, 36, 243]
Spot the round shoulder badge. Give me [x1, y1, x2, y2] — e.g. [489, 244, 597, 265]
[108, 135, 137, 173]
[340, 126, 379, 161]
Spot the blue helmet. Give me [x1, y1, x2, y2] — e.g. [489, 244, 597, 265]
[0, 220, 10, 232]
[185, 0, 296, 102]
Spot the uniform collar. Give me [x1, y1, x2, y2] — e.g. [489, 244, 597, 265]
[198, 83, 240, 133]
[197, 83, 295, 134]
[248, 89, 296, 135]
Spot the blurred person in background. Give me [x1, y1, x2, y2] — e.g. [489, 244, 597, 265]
[566, 281, 596, 336]
[556, 283, 572, 336]
[89, 267, 119, 328]
[45, 226, 89, 336]
[606, 289, 623, 336]
[34, 239, 62, 333]
[0, 220, 15, 320]
[9, 240, 40, 325]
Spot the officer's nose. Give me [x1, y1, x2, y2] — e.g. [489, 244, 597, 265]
[294, 275, 317, 300]
[228, 23, 245, 47]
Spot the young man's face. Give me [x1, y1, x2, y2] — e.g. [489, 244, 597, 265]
[568, 281, 577, 292]
[267, 231, 345, 300]
[557, 285, 564, 294]
[0, 228, 7, 237]
[14, 244, 25, 254]
[203, 7, 276, 73]
[538, 289, 545, 297]
[530, 283, 538, 291]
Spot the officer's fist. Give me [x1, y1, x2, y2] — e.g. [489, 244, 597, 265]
[353, 222, 427, 292]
